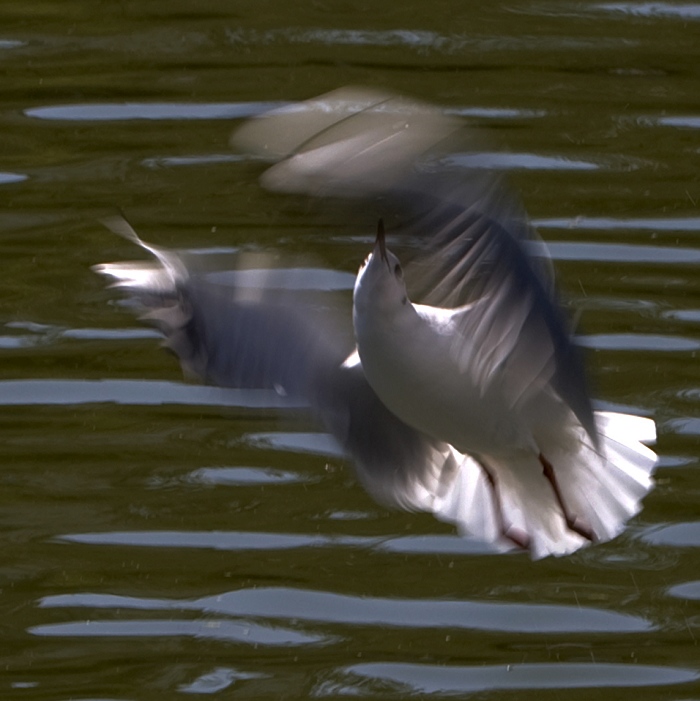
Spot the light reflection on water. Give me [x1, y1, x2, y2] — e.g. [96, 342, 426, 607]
[534, 217, 700, 231]
[37, 585, 653, 633]
[595, 3, 700, 20]
[656, 116, 700, 128]
[641, 522, 700, 547]
[0, 379, 304, 408]
[186, 466, 309, 486]
[224, 27, 643, 52]
[25, 101, 550, 123]
[0, 172, 27, 184]
[30, 619, 329, 646]
[318, 661, 700, 696]
[24, 102, 286, 121]
[56, 530, 376, 550]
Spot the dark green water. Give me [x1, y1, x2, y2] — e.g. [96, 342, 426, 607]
[1, 1, 699, 698]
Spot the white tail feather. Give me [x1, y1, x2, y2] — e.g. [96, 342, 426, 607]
[431, 411, 657, 558]
[432, 450, 505, 548]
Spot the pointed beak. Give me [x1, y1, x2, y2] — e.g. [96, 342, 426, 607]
[375, 218, 389, 265]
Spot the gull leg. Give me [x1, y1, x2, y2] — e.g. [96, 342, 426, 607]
[539, 454, 597, 542]
[479, 460, 531, 551]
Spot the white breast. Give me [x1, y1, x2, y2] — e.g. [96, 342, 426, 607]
[355, 298, 535, 456]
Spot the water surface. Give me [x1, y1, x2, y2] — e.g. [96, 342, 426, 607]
[1, 0, 699, 698]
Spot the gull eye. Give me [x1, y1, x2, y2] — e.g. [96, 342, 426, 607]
[393, 263, 403, 279]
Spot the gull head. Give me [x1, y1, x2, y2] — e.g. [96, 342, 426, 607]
[354, 220, 409, 316]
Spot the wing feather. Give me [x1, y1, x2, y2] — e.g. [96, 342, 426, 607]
[94, 220, 467, 514]
[235, 88, 596, 442]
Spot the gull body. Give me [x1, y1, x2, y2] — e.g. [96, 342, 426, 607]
[355, 244, 537, 455]
[352, 228, 655, 556]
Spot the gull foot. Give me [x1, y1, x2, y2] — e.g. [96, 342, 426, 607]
[504, 525, 531, 551]
[539, 453, 597, 542]
[479, 459, 531, 553]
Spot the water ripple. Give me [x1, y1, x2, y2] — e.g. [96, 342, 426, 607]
[641, 522, 700, 548]
[0, 172, 27, 185]
[29, 619, 326, 645]
[663, 309, 700, 323]
[376, 534, 500, 556]
[0, 39, 25, 49]
[657, 116, 700, 129]
[667, 581, 700, 600]
[317, 661, 699, 695]
[186, 466, 309, 486]
[545, 242, 700, 264]
[60, 327, 160, 341]
[40, 586, 653, 634]
[204, 267, 356, 291]
[596, 3, 700, 20]
[0, 379, 304, 408]
[445, 152, 599, 171]
[25, 102, 286, 122]
[534, 216, 700, 232]
[178, 667, 265, 694]
[142, 154, 246, 169]
[224, 27, 637, 52]
[24, 100, 548, 126]
[447, 107, 546, 119]
[244, 431, 344, 458]
[576, 333, 700, 352]
[56, 530, 376, 550]
[665, 418, 700, 437]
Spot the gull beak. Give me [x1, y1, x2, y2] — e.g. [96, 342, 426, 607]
[375, 219, 389, 265]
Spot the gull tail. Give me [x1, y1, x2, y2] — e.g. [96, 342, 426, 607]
[432, 411, 657, 559]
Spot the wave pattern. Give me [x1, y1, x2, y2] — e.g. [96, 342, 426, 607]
[1, 0, 699, 698]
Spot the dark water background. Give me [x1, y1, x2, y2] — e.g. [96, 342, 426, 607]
[1, 1, 700, 698]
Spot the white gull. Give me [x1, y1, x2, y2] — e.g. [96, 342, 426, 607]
[94, 88, 657, 558]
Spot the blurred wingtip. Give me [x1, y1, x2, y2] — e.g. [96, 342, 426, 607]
[94, 215, 188, 293]
[232, 86, 464, 196]
[99, 213, 142, 243]
[230, 86, 395, 158]
[99, 213, 167, 262]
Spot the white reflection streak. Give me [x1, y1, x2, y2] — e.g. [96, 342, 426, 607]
[596, 3, 700, 19]
[39, 586, 653, 634]
[318, 661, 700, 695]
[0, 379, 304, 408]
[28, 619, 328, 645]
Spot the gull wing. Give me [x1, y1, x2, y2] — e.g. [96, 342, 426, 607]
[233, 87, 595, 443]
[232, 87, 547, 258]
[233, 86, 463, 198]
[93, 218, 473, 515]
[411, 201, 593, 439]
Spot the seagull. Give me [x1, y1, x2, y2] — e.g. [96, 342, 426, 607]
[94, 88, 657, 559]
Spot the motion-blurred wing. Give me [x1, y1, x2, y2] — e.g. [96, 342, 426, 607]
[233, 88, 508, 252]
[234, 87, 462, 197]
[233, 88, 544, 257]
[233, 88, 594, 442]
[94, 218, 491, 524]
[413, 206, 593, 440]
[96, 217, 346, 398]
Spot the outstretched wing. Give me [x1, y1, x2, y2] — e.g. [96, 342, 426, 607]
[233, 87, 596, 443]
[94, 218, 484, 518]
